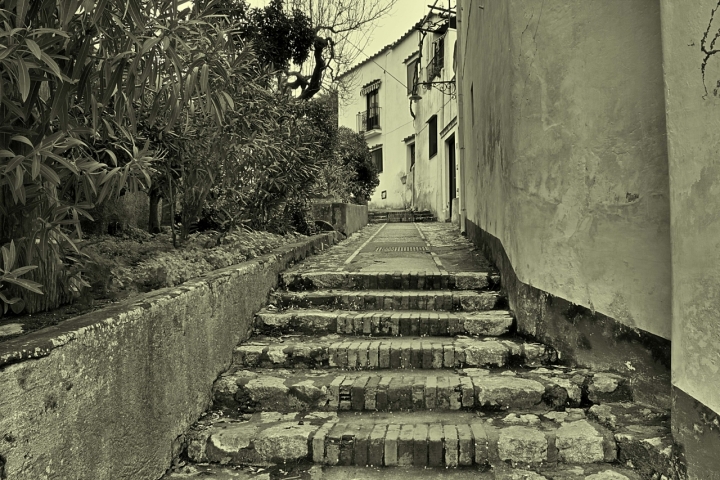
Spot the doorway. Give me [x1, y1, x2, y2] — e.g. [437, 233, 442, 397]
[447, 135, 456, 219]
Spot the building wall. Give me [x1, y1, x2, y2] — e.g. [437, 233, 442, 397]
[338, 34, 418, 210]
[457, 0, 672, 340]
[660, 1, 720, 477]
[412, 27, 459, 220]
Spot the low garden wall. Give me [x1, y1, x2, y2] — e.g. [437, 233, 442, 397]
[0, 232, 339, 480]
[312, 202, 368, 236]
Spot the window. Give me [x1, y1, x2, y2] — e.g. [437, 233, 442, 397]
[358, 80, 381, 132]
[366, 90, 380, 130]
[407, 59, 419, 95]
[428, 36, 445, 81]
[428, 116, 438, 158]
[409, 143, 416, 169]
[371, 147, 383, 173]
[436, 36, 445, 70]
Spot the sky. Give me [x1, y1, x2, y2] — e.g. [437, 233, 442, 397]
[246, 0, 430, 67]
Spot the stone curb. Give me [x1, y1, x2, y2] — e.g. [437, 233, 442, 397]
[254, 309, 514, 337]
[281, 271, 499, 291]
[0, 233, 340, 368]
[271, 290, 501, 311]
[232, 337, 557, 370]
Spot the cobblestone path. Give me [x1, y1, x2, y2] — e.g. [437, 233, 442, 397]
[166, 223, 676, 480]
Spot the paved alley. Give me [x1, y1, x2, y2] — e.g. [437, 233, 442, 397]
[288, 222, 494, 275]
[168, 223, 675, 480]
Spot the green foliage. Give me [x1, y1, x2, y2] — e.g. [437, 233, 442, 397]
[333, 127, 379, 203]
[235, 0, 315, 68]
[203, 92, 339, 234]
[0, 0, 385, 316]
[0, 0, 265, 312]
[100, 229, 302, 294]
[0, 241, 43, 314]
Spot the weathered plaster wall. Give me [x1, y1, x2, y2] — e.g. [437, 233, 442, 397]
[338, 33, 418, 210]
[413, 27, 458, 220]
[312, 202, 368, 236]
[458, 0, 672, 341]
[661, 1, 720, 477]
[0, 234, 337, 480]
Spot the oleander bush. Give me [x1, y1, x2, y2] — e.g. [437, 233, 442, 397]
[0, 0, 380, 315]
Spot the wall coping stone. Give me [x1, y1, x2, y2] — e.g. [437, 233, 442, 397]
[0, 232, 339, 368]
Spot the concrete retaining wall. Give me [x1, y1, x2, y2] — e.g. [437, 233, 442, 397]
[312, 203, 368, 236]
[0, 233, 338, 480]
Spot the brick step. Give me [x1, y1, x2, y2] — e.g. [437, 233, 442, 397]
[164, 464, 644, 480]
[254, 309, 514, 337]
[185, 409, 669, 470]
[270, 289, 501, 311]
[367, 212, 436, 223]
[213, 367, 634, 415]
[281, 270, 498, 291]
[232, 335, 557, 370]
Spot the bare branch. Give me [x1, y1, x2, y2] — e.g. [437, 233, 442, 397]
[283, 0, 398, 99]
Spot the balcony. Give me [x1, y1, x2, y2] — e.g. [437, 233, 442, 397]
[426, 52, 444, 82]
[357, 107, 381, 134]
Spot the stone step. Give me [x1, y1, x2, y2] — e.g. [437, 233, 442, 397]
[232, 335, 557, 370]
[254, 309, 514, 337]
[213, 367, 634, 415]
[280, 270, 498, 291]
[368, 210, 436, 223]
[163, 463, 644, 480]
[184, 410, 625, 469]
[270, 289, 501, 311]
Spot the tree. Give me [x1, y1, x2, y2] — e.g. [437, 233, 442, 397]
[204, 0, 398, 99]
[315, 120, 379, 205]
[285, 0, 399, 99]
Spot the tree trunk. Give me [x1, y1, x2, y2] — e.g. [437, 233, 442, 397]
[148, 188, 162, 234]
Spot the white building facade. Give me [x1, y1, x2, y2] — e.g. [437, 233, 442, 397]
[337, 29, 418, 210]
[337, 9, 458, 218]
[407, 15, 459, 221]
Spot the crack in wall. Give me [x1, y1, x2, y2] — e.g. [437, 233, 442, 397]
[521, 0, 545, 98]
[701, 0, 720, 97]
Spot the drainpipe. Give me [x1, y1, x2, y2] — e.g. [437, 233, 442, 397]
[455, 0, 467, 234]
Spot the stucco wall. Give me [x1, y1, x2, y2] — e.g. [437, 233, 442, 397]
[338, 33, 418, 210]
[457, 0, 672, 341]
[661, 2, 720, 475]
[0, 234, 337, 480]
[662, 0, 720, 416]
[412, 27, 459, 220]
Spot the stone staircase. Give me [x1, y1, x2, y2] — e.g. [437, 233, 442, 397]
[369, 210, 436, 223]
[177, 270, 679, 479]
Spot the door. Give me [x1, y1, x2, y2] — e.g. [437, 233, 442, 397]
[447, 135, 456, 218]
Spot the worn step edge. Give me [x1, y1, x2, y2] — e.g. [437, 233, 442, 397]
[213, 368, 633, 414]
[271, 290, 501, 312]
[281, 271, 500, 292]
[232, 337, 557, 370]
[254, 309, 514, 337]
[185, 414, 623, 469]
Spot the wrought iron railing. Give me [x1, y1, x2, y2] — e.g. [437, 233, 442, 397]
[357, 107, 381, 133]
[426, 52, 444, 82]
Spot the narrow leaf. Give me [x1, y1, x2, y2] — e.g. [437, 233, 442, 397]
[17, 57, 30, 101]
[25, 38, 41, 59]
